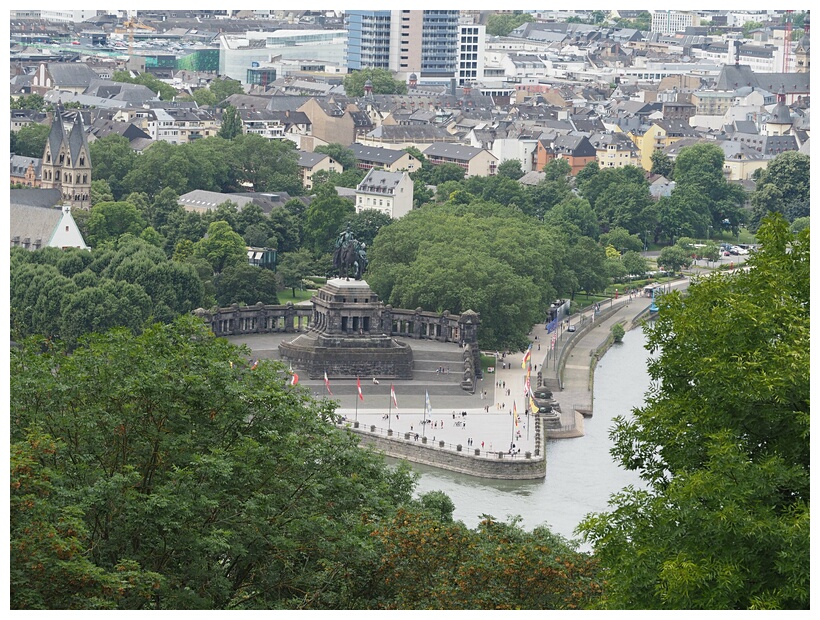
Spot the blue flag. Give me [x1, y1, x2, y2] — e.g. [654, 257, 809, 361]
[425, 390, 432, 416]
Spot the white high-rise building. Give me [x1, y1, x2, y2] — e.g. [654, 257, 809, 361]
[650, 10, 700, 35]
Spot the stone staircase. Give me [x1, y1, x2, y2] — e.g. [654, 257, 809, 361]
[412, 348, 466, 384]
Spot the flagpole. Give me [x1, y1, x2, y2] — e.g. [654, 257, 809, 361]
[510, 400, 516, 449]
[422, 395, 426, 440]
[355, 381, 358, 421]
[388, 387, 392, 431]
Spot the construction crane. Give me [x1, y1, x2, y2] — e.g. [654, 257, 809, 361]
[783, 10, 793, 73]
[116, 12, 155, 56]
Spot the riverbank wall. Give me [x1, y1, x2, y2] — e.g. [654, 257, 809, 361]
[337, 418, 547, 480]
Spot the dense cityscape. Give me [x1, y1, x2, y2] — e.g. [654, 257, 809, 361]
[9, 9, 810, 610]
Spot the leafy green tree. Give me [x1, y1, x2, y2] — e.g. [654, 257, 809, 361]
[217, 104, 242, 139]
[486, 11, 535, 36]
[748, 151, 810, 230]
[343, 68, 408, 96]
[11, 316, 417, 609]
[228, 133, 301, 193]
[90, 179, 115, 206]
[87, 201, 146, 246]
[11, 93, 45, 110]
[13, 123, 50, 158]
[276, 248, 316, 297]
[580, 214, 809, 609]
[194, 220, 247, 273]
[621, 250, 647, 277]
[610, 322, 625, 343]
[59, 278, 153, 345]
[566, 236, 608, 298]
[429, 162, 467, 185]
[672, 143, 746, 236]
[11, 432, 161, 609]
[741, 20, 763, 37]
[268, 206, 302, 253]
[214, 263, 279, 306]
[656, 244, 692, 273]
[496, 159, 525, 180]
[112, 70, 176, 100]
[122, 141, 192, 198]
[790, 216, 809, 233]
[650, 149, 674, 179]
[543, 196, 599, 241]
[314, 143, 358, 170]
[599, 227, 643, 254]
[367, 200, 562, 349]
[345, 208, 393, 248]
[89, 134, 137, 199]
[209, 77, 244, 104]
[368, 509, 603, 609]
[302, 186, 356, 255]
[524, 176, 572, 220]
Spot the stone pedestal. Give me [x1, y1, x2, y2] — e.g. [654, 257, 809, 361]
[279, 278, 414, 379]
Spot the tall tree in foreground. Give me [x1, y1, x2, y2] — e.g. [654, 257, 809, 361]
[579, 214, 809, 609]
[11, 316, 417, 609]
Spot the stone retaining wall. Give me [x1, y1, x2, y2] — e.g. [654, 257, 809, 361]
[339, 422, 546, 480]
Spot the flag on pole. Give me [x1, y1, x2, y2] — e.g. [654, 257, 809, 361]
[529, 392, 539, 414]
[513, 401, 519, 426]
[425, 390, 432, 416]
[551, 333, 557, 349]
[291, 372, 299, 386]
[521, 344, 532, 369]
[324, 371, 332, 395]
[357, 376, 364, 401]
[390, 384, 398, 408]
[250, 358, 258, 370]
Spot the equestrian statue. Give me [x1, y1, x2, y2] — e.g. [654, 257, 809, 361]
[332, 224, 368, 280]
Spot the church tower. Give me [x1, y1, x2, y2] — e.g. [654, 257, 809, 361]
[41, 105, 92, 209]
[794, 14, 810, 74]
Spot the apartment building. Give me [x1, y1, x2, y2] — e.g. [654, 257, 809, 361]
[345, 10, 460, 82]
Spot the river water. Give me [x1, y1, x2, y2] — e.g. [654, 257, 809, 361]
[404, 327, 655, 551]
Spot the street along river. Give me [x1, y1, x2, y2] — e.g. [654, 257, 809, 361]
[401, 326, 655, 552]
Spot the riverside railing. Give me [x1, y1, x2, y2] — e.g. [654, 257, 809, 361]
[336, 419, 536, 460]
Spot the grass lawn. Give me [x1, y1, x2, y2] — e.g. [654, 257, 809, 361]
[277, 288, 316, 304]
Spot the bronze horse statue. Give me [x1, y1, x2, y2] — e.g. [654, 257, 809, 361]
[332, 227, 368, 280]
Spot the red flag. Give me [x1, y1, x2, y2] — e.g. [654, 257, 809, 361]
[390, 384, 398, 408]
[357, 376, 364, 401]
[250, 358, 258, 370]
[324, 371, 332, 395]
[291, 372, 299, 386]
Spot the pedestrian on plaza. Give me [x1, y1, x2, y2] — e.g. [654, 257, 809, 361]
[538, 343, 541, 350]
[452, 412, 456, 419]
[481, 441, 484, 449]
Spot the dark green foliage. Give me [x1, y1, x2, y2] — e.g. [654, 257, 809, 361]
[217, 104, 242, 139]
[112, 70, 176, 100]
[748, 151, 810, 231]
[343, 68, 408, 96]
[214, 263, 279, 306]
[366, 200, 562, 349]
[13, 123, 50, 158]
[580, 214, 809, 609]
[10, 317, 417, 609]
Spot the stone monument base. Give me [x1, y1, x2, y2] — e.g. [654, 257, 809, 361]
[278, 333, 413, 379]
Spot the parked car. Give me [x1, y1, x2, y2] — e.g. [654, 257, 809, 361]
[567, 324, 576, 332]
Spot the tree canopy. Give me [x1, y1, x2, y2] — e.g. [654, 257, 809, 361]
[343, 68, 408, 97]
[366, 200, 563, 349]
[11, 316, 418, 609]
[579, 214, 809, 609]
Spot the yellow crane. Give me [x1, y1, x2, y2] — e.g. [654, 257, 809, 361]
[116, 15, 155, 55]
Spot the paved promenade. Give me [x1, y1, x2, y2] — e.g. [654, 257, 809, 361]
[230, 279, 690, 456]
